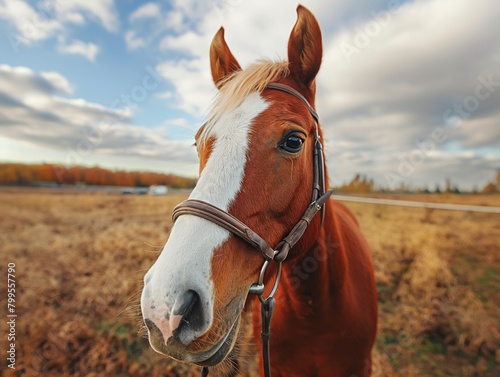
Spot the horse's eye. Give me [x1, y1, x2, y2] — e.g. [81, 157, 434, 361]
[279, 134, 304, 154]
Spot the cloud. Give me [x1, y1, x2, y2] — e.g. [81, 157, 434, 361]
[125, 30, 146, 50]
[0, 0, 62, 43]
[57, 38, 99, 61]
[124, 2, 185, 50]
[0, 65, 73, 95]
[129, 2, 161, 22]
[39, 71, 74, 94]
[54, 0, 119, 32]
[0, 65, 197, 170]
[156, 58, 215, 115]
[0, 0, 118, 46]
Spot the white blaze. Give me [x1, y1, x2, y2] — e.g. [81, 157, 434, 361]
[142, 92, 269, 345]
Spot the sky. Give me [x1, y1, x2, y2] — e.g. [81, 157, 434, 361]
[0, 0, 499, 190]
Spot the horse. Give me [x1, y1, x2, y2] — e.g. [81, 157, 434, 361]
[140, 5, 377, 376]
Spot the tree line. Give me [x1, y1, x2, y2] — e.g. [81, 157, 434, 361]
[0, 163, 197, 189]
[333, 173, 493, 194]
[2, 164, 496, 193]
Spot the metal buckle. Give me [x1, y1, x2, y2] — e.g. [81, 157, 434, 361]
[249, 250, 283, 302]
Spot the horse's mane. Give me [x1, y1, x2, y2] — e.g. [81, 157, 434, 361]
[201, 60, 289, 142]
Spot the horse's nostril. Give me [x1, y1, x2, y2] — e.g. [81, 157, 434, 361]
[143, 289, 210, 348]
[173, 290, 206, 342]
[173, 290, 199, 317]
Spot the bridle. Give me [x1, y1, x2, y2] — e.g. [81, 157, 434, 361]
[172, 82, 333, 377]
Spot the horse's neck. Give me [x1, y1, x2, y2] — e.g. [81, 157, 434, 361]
[278, 200, 347, 315]
[251, 200, 378, 376]
[250, 201, 347, 350]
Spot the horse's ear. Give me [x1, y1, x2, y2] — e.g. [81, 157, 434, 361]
[210, 27, 241, 89]
[287, 5, 322, 89]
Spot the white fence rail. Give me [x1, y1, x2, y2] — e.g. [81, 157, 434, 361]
[332, 195, 500, 214]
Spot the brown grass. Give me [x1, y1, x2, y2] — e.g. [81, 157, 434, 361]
[0, 189, 499, 376]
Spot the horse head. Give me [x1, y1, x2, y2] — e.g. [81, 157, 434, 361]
[141, 4, 325, 368]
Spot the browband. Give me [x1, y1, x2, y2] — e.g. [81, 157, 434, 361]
[265, 82, 319, 123]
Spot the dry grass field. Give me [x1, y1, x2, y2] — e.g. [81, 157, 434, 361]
[0, 188, 499, 376]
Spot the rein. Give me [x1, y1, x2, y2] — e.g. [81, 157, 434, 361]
[172, 83, 333, 377]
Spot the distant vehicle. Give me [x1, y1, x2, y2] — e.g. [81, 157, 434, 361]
[135, 187, 149, 195]
[120, 188, 135, 195]
[148, 185, 168, 195]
